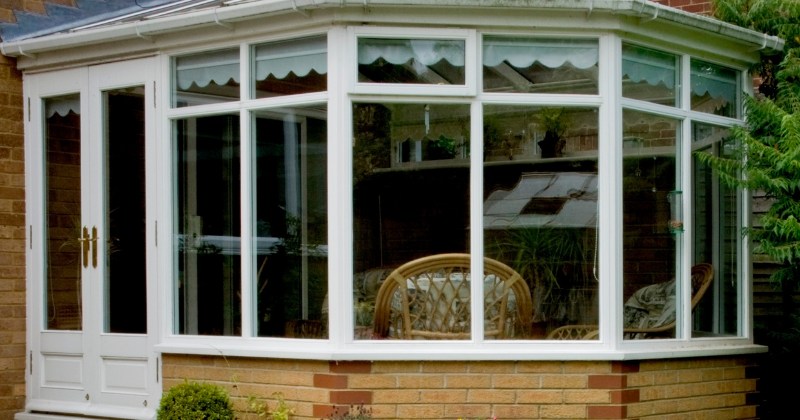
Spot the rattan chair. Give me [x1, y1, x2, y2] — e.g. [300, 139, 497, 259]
[372, 254, 532, 340]
[546, 263, 714, 340]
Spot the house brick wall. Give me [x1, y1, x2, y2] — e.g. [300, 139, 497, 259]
[653, 0, 713, 15]
[0, 51, 25, 420]
[162, 355, 758, 420]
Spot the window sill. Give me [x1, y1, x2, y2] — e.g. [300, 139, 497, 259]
[154, 341, 767, 361]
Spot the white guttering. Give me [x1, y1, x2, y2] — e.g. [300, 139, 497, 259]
[0, 0, 785, 58]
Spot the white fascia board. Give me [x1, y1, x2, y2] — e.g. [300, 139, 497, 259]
[0, 0, 784, 60]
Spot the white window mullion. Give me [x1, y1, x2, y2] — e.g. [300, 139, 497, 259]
[240, 110, 253, 339]
[680, 54, 693, 341]
[327, 26, 349, 348]
[680, 116, 692, 341]
[598, 33, 621, 351]
[740, 69, 754, 339]
[470, 100, 484, 344]
[239, 42, 254, 339]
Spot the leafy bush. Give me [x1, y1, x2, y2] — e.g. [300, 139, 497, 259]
[157, 381, 234, 420]
[325, 404, 372, 420]
[248, 392, 295, 420]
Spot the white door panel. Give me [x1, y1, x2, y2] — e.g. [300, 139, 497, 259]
[27, 57, 159, 418]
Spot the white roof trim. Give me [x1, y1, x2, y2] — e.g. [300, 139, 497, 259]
[0, 0, 785, 58]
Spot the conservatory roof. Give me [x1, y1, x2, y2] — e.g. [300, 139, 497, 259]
[0, 0, 785, 59]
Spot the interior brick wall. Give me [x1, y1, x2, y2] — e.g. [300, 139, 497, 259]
[162, 355, 758, 420]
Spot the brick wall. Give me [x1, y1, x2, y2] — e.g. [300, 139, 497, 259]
[653, 0, 713, 15]
[162, 355, 758, 420]
[0, 50, 26, 420]
[0, 3, 78, 419]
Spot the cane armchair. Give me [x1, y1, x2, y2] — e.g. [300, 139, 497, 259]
[372, 254, 532, 340]
[546, 263, 714, 340]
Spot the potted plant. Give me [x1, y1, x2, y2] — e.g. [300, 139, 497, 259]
[536, 108, 570, 158]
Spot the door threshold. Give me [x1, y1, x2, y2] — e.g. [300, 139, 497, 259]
[17, 412, 155, 420]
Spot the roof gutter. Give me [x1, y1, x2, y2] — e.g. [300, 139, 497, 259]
[0, 0, 785, 58]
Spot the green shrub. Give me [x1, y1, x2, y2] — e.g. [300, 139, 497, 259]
[157, 381, 234, 420]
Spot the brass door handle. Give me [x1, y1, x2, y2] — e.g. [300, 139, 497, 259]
[77, 226, 98, 268]
[79, 227, 90, 268]
[91, 226, 98, 268]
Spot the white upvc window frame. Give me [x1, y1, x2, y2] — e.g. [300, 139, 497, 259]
[349, 26, 477, 97]
[616, 38, 752, 352]
[152, 25, 760, 360]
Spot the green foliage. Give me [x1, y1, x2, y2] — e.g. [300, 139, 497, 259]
[704, 3, 800, 415]
[157, 381, 234, 420]
[712, 0, 800, 99]
[698, 0, 800, 291]
[248, 392, 295, 420]
[324, 404, 373, 420]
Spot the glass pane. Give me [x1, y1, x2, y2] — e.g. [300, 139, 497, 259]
[353, 103, 470, 340]
[483, 105, 600, 340]
[483, 37, 598, 94]
[358, 38, 465, 85]
[692, 123, 739, 337]
[622, 109, 681, 340]
[45, 94, 83, 331]
[105, 88, 147, 334]
[622, 43, 679, 107]
[254, 105, 328, 338]
[691, 59, 738, 118]
[173, 49, 240, 107]
[253, 36, 327, 98]
[175, 114, 241, 336]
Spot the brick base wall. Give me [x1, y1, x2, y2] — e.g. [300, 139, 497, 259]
[162, 355, 758, 420]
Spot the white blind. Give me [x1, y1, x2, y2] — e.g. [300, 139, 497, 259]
[358, 38, 465, 66]
[483, 37, 599, 69]
[254, 36, 327, 81]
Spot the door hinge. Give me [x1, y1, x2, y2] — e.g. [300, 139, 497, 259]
[27, 98, 30, 122]
[29, 351, 32, 374]
[156, 357, 159, 383]
[29, 225, 32, 249]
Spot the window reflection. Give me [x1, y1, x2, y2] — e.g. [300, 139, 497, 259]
[622, 43, 679, 107]
[253, 36, 327, 98]
[253, 105, 328, 338]
[175, 114, 241, 336]
[174, 49, 240, 107]
[483, 37, 599, 95]
[622, 109, 680, 339]
[352, 103, 470, 340]
[358, 38, 466, 85]
[45, 94, 83, 331]
[691, 60, 738, 118]
[692, 123, 739, 337]
[483, 105, 600, 340]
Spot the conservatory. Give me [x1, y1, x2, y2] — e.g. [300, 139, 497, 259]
[4, 0, 783, 418]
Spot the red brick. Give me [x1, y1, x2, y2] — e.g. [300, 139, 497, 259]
[611, 361, 640, 373]
[330, 361, 371, 374]
[329, 391, 372, 405]
[313, 374, 347, 389]
[611, 389, 639, 403]
[588, 405, 627, 419]
[312, 404, 349, 418]
[589, 375, 627, 389]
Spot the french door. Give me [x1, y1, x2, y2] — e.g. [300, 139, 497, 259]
[27, 58, 159, 419]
